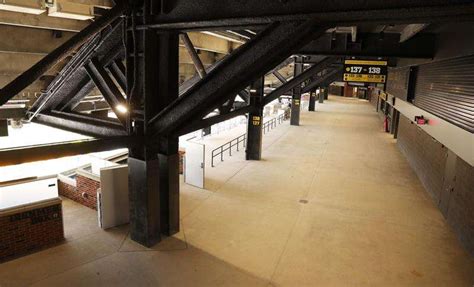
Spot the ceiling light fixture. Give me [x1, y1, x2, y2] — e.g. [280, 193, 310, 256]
[115, 104, 128, 114]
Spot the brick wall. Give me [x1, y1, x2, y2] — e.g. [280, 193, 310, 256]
[0, 200, 64, 262]
[397, 114, 474, 255]
[58, 175, 100, 210]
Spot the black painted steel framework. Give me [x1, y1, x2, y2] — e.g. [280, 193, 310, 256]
[0, 0, 472, 247]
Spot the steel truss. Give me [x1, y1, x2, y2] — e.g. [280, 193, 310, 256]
[0, 0, 473, 247]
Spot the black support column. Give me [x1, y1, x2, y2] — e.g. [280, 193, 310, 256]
[246, 77, 264, 160]
[128, 146, 160, 247]
[319, 87, 325, 103]
[158, 136, 179, 236]
[290, 56, 303, 125]
[308, 89, 316, 111]
[127, 13, 180, 247]
[0, 119, 7, 137]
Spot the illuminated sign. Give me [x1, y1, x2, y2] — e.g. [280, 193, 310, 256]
[343, 60, 387, 83]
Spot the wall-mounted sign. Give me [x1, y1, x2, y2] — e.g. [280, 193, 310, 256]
[343, 60, 387, 83]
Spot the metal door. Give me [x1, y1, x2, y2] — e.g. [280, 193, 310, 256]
[184, 141, 205, 188]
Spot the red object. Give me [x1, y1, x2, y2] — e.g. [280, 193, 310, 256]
[417, 118, 426, 125]
[414, 115, 428, 125]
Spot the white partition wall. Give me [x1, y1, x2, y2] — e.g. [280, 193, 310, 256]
[98, 165, 129, 229]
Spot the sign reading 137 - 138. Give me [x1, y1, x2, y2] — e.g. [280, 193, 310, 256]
[343, 60, 388, 83]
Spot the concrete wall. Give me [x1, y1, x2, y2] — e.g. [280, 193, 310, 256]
[397, 115, 474, 255]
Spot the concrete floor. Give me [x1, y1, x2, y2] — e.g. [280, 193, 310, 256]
[1, 96, 473, 286]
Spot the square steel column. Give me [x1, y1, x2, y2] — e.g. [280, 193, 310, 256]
[308, 89, 316, 111]
[324, 87, 329, 100]
[127, 23, 180, 246]
[290, 57, 303, 126]
[0, 120, 7, 137]
[128, 146, 161, 247]
[158, 137, 180, 236]
[246, 77, 264, 160]
[319, 87, 325, 103]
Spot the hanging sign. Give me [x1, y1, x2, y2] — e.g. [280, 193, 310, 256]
[343, 60, 387, 83]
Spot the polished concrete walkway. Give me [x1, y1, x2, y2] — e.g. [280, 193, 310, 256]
[1, 96, 473, 286]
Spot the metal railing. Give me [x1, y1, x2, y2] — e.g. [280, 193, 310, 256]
[211, 113, 289, 167]
[262, 114, 285, 134]
[211, 133, 247, 167]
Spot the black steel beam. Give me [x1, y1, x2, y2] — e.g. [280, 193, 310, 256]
[220, 95, 236, 114]
[180, 34, 251, 107]
[59, 46, 125, 112]
[299, 32, 436, 58]
[273, 71, 287, 84]
[263, 57, 337, 105]
[237, 90, 250, 103]
[0, 3, 125, 106]
[108, 59, 127, 92]
[180, 32, 250, 107]
[85, 57, 127, 126]
[33, 111, 127, 138]
[302, 69, 342, 94]
[179, 60, 220, 96]
[31, 20, 125, 115]
[0, 137, 136, 167]
[149, 21, 331, 136]
[174, 105, 252, 136]
[178, 55, 287, 102]
[180, 33, 207, 78]
[144, 2, 474, 30]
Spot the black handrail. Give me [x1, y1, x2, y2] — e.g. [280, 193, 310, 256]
[211, 133, 247, 167]
[211, 113, 288, 167]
